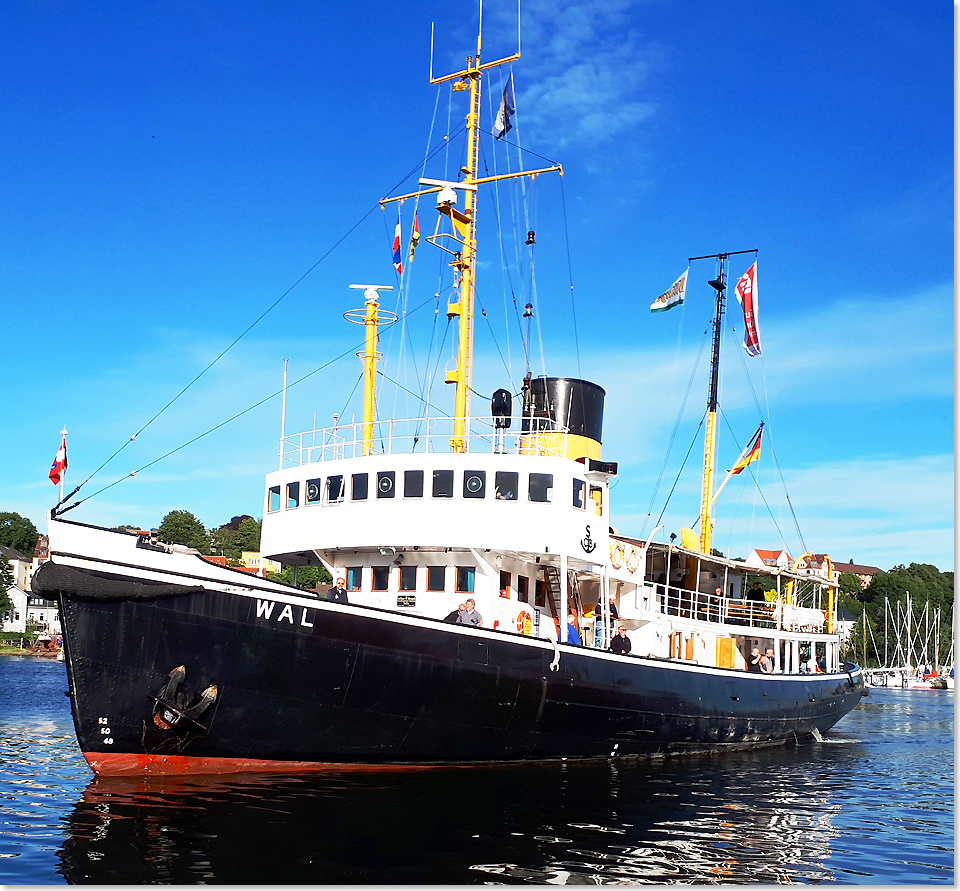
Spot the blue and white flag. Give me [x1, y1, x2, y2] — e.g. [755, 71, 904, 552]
[493, 73, 515, 139]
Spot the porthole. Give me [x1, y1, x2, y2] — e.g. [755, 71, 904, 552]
[463, 471, 486, 498]
[377, 471, 395, 498]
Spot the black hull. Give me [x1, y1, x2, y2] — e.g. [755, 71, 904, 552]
[54, 576, 864, 775]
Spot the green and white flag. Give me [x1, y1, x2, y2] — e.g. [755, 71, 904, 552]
[650, 269, 688, 313]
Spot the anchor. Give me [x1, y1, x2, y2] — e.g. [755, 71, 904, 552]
[149, 665, 218, 733]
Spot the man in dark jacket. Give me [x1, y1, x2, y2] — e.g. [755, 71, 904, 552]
[610, 624, 632, 655]
[326, 577, 349, 603]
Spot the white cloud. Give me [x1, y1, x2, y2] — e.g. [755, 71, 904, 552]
[487, 0, 660, 149]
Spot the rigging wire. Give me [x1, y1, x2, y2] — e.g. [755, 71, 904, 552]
[64, 201, 384, 507]
[558, 177, 582, 379]
[653, 414, 706, 530]
[639, 321, 710, 536]
[57, 335, 373, 516]
[482, 68, 516, 388]
[389, 83, 443, 422]
[58, 128, 469, 514]
[728, 292, 807, 553]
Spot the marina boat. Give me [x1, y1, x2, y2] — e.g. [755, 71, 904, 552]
[34, 12, 864, 776]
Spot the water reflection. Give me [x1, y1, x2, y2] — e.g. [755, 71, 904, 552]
[58, 745, 858, 884]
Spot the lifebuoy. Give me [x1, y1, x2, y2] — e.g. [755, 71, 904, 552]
[516, 610, 532, 635]
[610, 541, 624, 569]
[625, 546, 639, 573]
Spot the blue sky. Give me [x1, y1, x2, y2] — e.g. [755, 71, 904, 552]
[0, 0, 952, 572]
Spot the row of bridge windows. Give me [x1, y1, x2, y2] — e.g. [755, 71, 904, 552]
[268, 470, 603, 514]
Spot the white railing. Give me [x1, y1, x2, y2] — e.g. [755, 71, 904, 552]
[280, 415, 571, 467]
[636, 582, 828, 633]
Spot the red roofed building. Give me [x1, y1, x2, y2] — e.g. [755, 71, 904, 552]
[745, 548, 793, 571]
[831, 560, 881, 589]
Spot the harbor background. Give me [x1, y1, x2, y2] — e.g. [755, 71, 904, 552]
[0, 655, 952, 884]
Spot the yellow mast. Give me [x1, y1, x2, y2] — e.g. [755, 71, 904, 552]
[344, 285, 397, 456]
[380, 15, 560, 453]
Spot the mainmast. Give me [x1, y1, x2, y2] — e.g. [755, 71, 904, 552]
[381, 11, 560, 453]
[432, 30, 487, 453]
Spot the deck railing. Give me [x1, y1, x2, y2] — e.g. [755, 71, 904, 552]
[280, 415, 571, 466]
[636, 582, 827, 633]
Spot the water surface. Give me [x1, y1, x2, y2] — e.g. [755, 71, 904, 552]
[0, 656, 953, 883]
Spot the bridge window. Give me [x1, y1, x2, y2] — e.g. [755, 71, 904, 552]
[377, 471, 396, 498]
[573, 478, 586, 509]
[494, 471, 518, 500]
[528, 473, 553, 503]
[499, 570, 511, 597]
[399, 566, 417, 591]
[463, 470, 486, 499]
[267, 486, 280, 513]
[404, 470, 424, 498]
[345, 566, 362, 591]
[432, 469, 454, 498]
[517, 575, 529, 603]
[306, 478, 322, 504]
[352, 473, 368, 501]
[427, 566, 446, 592]
[326, 475, 344, 504]
[456, 566, 475, 594]
[372, 566, 390, 591]
[286, 482, 300, 509]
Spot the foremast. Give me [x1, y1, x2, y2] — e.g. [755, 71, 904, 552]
[381, 17, 560, 453]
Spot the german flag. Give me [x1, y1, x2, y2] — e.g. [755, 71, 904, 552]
[728, 424, 763, 475]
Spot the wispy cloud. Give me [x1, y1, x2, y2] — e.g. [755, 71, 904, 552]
[489, 0, 660, 150]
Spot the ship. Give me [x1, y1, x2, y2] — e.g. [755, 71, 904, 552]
[34, 11, 864, 776]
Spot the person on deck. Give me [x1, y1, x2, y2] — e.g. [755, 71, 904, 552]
[747, 582, 766, 603]
[561, 613, 582, 646]
[326, 578, 349, 603]
[457, 598, 483, 627]
[761, 647, 775, 673]
[747, 647, 764, 672]
[610, 624, 632, 655]
[444, 603, 466, 623]
[607, 595, 620, 633]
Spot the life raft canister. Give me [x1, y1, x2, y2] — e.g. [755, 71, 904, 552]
[516, 610, 533, 635]
[610, 541, 624, 569]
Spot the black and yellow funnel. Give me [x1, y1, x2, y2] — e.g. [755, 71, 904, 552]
[521, 377, 605, 461]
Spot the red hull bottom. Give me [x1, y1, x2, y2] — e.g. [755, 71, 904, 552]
[82, 751, 496, 776]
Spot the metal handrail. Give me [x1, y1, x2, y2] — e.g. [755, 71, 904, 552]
[279, 415, 572, 467]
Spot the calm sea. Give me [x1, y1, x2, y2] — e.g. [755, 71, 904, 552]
[0, 655, 953, 885]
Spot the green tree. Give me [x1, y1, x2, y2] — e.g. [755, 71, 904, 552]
[0, 555, 14, 615]
[157, 510, 210, 555]
[234, 517, 262, 554]
[209, 525, 237, 559]
[0, 512, 39, 557]
[838, 571, 864, 600]
[266, 565, 331, 591]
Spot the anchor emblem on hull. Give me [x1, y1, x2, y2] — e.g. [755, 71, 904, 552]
[149, 665, 218, 734]
[580, 525, 597, 554]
